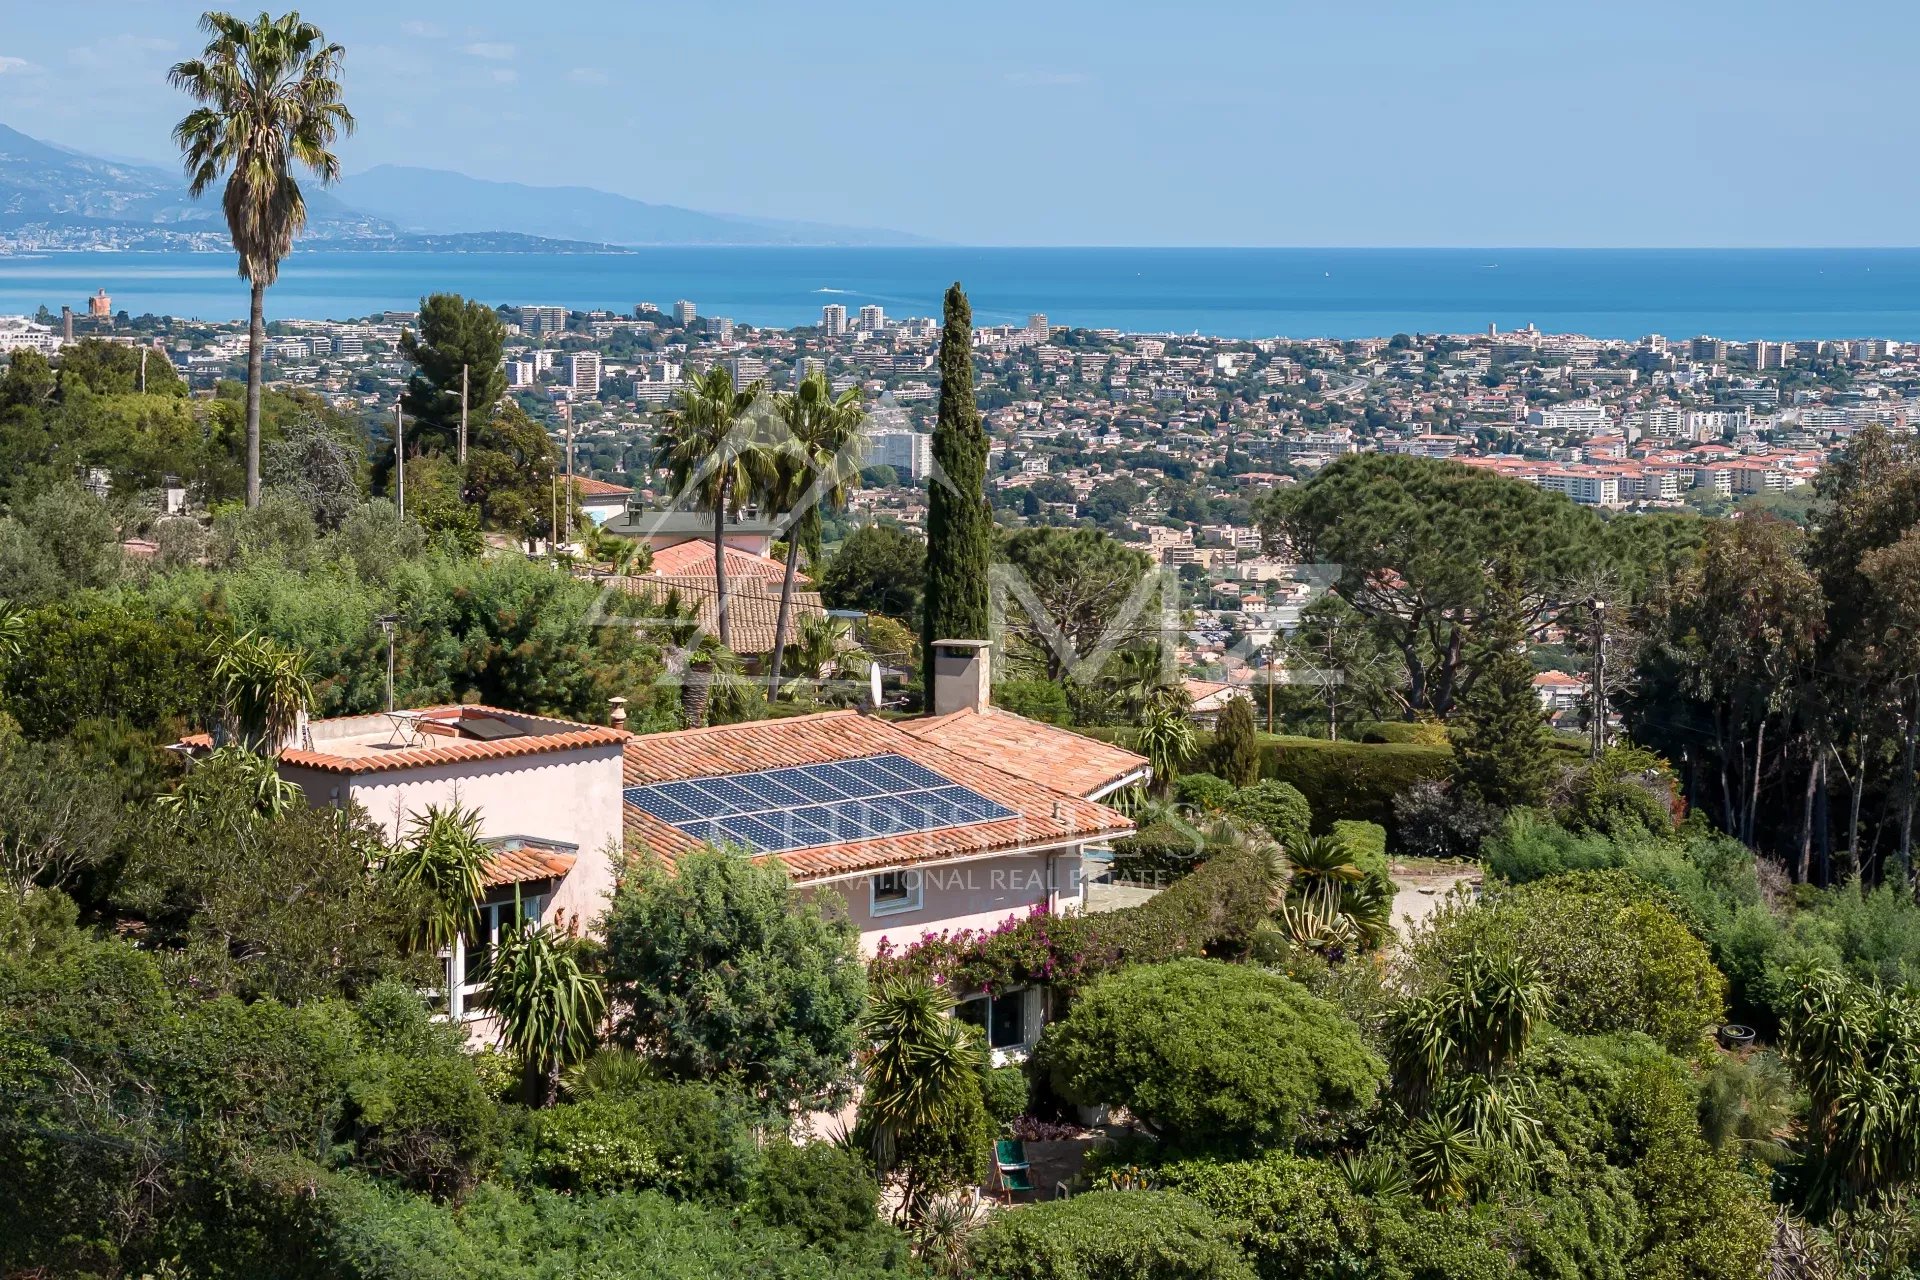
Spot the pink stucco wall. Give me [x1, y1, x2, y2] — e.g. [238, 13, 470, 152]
[805, 846, 1088, 956]
[279, 743, 628, 930]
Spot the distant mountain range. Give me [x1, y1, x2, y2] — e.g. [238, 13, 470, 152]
[333, 166, 931, 247]
[0, 123, 928, 250]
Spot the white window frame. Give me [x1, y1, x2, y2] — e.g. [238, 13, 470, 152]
[448, 889, 552, 1021]
[957, 987, 1037, 1062]
[869, 869, 923, 917]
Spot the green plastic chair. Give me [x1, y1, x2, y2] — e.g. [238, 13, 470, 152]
[995, 1138, 1036, 1200]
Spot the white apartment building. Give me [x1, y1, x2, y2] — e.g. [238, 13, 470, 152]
[1528, 403, 1612, 432]
[870, 428, 933, 480]
[1532, 469, 1621, 506]
[857, 304, 885, 333]
[821, 305, 847, 337]
[569, 352, 602, 396]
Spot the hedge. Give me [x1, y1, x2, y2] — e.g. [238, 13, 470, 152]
[1259, 738, 1450, 842]
[968, 1190, 1254, 1280]
[1355, 720, 1449, 746]
[1076, 727, 1451, 842]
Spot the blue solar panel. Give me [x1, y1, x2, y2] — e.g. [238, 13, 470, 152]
[624, 754, 1020, 856]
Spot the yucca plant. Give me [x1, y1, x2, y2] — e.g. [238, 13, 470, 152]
[486, 915, 605, 1106]
[1405, 1113, 1478, 1206]
[857, 977, 983, 1220]
[387, 804, 488, 956]
[1391, 949, 1548, 1103]
[1136, 688, 1196, 797]
[212, 629, 313, 754]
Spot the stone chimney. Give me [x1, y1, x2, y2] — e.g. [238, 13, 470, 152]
[930, 639, 992, 716]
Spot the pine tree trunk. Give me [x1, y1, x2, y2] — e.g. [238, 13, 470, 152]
[246, 278, 266, 508]
[1798, 753, 1818, 883]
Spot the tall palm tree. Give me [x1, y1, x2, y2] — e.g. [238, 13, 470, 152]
[654, 366, 769, 652]
[171, 11, 354, 509]
[766, 371, 866, 694]
[486, 917, 605, 1106]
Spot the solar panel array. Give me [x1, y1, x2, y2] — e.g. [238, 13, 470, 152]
[624, 752, 1020, 854]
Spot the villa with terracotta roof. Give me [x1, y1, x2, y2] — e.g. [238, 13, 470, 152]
[205, 643, 1143, 1045]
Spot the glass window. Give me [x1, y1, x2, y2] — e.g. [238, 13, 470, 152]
[463, 892, 551, 987]
[957, 990, 1028, 1050]
[870, 870, 922, 916]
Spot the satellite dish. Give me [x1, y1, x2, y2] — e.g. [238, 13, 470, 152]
[869, 662, 883, 709]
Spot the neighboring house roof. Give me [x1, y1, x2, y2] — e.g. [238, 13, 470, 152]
[618, 576, 825, 653]
[572, 476, 634, 500]
[646, 541, 792, 580]
[621, 710, 1133, 882]
[897, 707, 1150, 801]
[1181, 679, 1235, 710]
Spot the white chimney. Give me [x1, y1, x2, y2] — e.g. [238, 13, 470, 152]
[930, 639, 992, 716]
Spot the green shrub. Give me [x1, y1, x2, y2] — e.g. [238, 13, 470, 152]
[750, 1139, 886, 1253]
[1175, 773, 1237, 812]
[870, 839, 1278, 994]
[523, 1080, 757, 1202]
[1332, 820, 1389, 878]
[1406, 871, 1726, 1053]
[1226, 780, 1313, 853]
[995, 679, 1070, 724]
[1112, 818, 1209, 883]
[982, 1064, 1030, 1125]
[1154, 1152, 1372, 1280]
[312, 1177, 914, 1280]
[967, 1190, 1255, 1280]
[1039, 959, 1385, 1152]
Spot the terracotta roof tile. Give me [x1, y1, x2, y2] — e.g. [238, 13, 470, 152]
[279, 705, 628, 775]
[645, 542, 792, 580]
[572, 477, 634, 498]
[482, 844, 578, 887]
[621, 711, 1133, 882]
[897, 708, 1150, 800]
[617, 577, 825, 653]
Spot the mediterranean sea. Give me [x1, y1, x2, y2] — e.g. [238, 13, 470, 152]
[7, 247, 1920, 341]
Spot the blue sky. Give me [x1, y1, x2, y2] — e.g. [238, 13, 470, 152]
[2, 1, 1915, 246]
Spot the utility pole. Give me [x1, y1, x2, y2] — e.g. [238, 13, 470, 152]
[1324, 617, 1341, 742]
[562, 399, 575, 549]
[1589, 597, 1607, 761]
[394, 400, 406, 521]
[458, 363, 469, 466]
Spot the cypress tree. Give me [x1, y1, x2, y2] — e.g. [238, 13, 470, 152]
[1211, 695, 1261, 788]
[922, 282, 993, 695]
